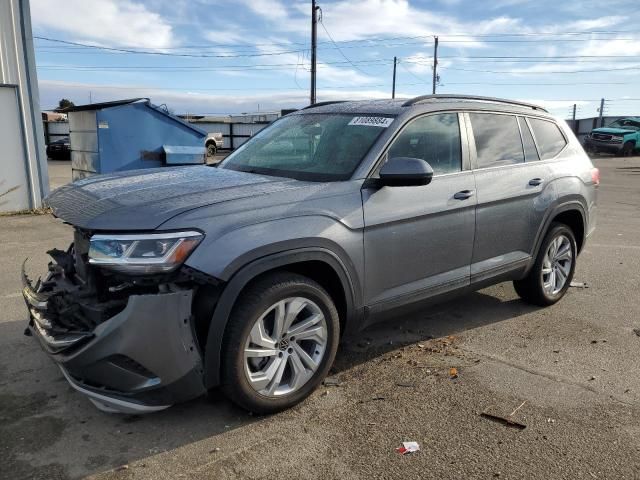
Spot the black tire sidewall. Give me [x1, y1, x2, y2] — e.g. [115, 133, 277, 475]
[221, 274, 340, 413]
[533, 223, 577, 304]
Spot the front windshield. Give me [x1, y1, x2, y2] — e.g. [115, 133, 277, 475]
[219, 113, 395, 181]
[607, 119, 640, 131]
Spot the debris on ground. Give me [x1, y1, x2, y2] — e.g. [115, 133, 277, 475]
[209, 447, 221, 454]
[395, 441, 420, 455]
[115, 465, 129, 471]
[569, 281, 589, 288]
[589, 376, 596, 381]
[633, 328, 640, 337]
[509, 401, 527, 417]
[323, 376, 341, 387]
[358, 395, 385, 404]
[480, 403, 527, 430]
[396, 381, 415, 388]
[449, 367, 458, 379]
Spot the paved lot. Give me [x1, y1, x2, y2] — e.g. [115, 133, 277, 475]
[1, 156, 640, 479]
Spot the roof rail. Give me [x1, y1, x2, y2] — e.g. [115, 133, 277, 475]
[302, 100, 349, 110]
[402, 94, 547, 112]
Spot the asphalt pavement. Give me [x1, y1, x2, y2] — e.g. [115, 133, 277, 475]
[1, 156, 639, 479]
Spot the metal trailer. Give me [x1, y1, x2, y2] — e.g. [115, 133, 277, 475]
[67, 98, 207, 180]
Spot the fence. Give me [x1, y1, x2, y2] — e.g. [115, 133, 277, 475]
[43, 120, 70, 144]
[189, 121, 270, 150]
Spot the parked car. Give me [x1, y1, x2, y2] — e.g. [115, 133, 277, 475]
[205, 132, 223, 156]
[584, 117, 640, 156]
[46, 137, 71, 160]
[22, 95, 598, 415]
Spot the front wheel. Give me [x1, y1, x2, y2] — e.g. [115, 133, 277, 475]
[514, 223, 577, 306]
[221, 272, 340, 413]
[206, 142, 217, 157]
[621, 141, 635, 157]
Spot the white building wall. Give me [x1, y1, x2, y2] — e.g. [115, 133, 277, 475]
[0, 0, 48, 211]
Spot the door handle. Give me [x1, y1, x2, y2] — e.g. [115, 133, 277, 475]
[454, 189, 474, 200]
[529, 178, 544, 186]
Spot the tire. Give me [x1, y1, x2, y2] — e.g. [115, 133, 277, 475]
[620, 141, 635, 157]
[206, 142, 217, 157]
[513, 223, 577, 306]
[220, 272, 340, 414]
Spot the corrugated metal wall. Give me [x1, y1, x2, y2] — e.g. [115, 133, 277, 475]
[0, 0, 48, 211]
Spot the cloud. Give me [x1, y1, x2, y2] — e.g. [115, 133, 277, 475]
[37, 79, 392, 114]
[237, 0, 290, 22]
[203, 27, 253, 45]
[30, 0, 175, 48]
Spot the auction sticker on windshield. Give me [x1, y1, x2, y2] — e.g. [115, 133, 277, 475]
[348, 116, 394, 127]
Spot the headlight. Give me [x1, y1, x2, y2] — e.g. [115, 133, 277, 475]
[88, 231, 203, 274]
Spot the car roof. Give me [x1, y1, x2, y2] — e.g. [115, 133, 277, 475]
[296, 94, 549, 117]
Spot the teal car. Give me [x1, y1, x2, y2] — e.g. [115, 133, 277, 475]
[585, 117, 640, 156]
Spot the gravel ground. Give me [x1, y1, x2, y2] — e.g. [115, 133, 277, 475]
[1, 156, 639, 479]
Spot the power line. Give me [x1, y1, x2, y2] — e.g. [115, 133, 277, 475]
[33, 29, 640, 50]
[443, 65, 640, 74]
[33, 36, 304, 58]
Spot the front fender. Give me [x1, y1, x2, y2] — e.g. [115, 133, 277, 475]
[201, 247, 361, 389]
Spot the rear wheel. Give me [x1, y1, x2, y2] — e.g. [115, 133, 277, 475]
[514, 223, 576, 306]
[221, 272, 340, 413]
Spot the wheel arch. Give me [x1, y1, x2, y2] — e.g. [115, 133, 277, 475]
[530, 201, 587, 269]
[202, 248, 360, 388]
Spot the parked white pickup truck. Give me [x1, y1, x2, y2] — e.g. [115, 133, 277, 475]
[205, 132, 224, 156]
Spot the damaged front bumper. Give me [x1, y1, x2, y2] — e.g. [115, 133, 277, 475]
[22, 253, 208, 414]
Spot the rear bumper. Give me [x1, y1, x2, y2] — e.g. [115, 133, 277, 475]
[23, 268, 206, 413]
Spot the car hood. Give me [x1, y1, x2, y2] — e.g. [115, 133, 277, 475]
[591, 127, 636, 135]
[46, 166, 305, 230]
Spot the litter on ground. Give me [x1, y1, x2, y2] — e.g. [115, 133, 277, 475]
[396, 441, 420, 455]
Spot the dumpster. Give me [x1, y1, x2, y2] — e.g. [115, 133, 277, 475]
[66, 98, 206, 180]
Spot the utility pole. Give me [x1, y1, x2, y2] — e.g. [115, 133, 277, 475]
[598, 98, 605, 127]
[310, 0, 319, 105]
[432, 36, 439, 95]
[392, 56, 397, 99]
[572, 103, 577, 134]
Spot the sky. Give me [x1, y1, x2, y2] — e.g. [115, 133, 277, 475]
[30, 0, 640, 118]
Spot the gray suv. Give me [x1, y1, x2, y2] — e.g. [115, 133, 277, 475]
[22, 95, 599, 414]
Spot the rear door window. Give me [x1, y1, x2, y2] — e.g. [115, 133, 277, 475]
[528, 118, 567, 160]
[387, 113, 462, 175]
[518, 117, 540, 161]
[469, 113, 524, 168]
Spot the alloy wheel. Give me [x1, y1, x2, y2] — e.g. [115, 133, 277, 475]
[541, 234, 573, 295]
[243, 297, 328, 397]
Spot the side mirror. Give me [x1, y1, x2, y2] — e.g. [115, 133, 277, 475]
[379, 157, 434, 187]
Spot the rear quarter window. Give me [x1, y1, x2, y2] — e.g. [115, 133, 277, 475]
[528, 118, 567, 160]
